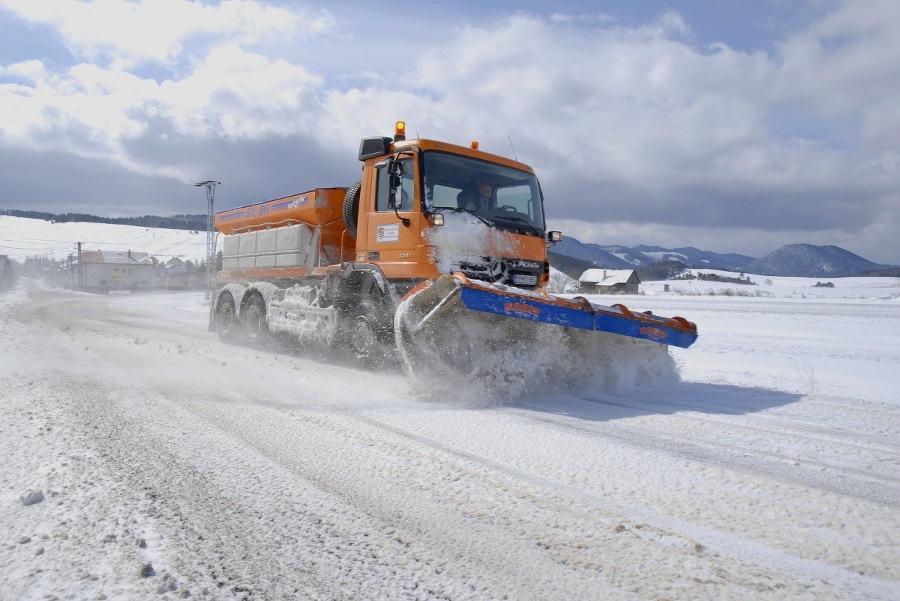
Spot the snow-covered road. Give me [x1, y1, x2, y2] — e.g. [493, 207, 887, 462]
[1, 281, 898, 600]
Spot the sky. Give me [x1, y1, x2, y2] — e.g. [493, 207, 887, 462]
[1, 0, 898, 265]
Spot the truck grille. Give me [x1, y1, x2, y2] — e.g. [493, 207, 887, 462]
[457, 258, 544, 289]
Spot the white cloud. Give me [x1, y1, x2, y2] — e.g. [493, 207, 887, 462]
[0, 32, 326, 174]
[0, 0, 335, 67]
[549, 12, 616, 26]
[775, 0, 900, 147]
[409, 13, 778, 188]
[0, 58, 155, 154]
[156, 43, 324, 139]
[403, 8, 896, 201]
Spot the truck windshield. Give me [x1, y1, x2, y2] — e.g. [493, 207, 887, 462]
[423, 151, 546, 235]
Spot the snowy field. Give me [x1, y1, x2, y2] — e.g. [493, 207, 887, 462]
[1, 273, 898, 600]
[0, 215, 209, 263]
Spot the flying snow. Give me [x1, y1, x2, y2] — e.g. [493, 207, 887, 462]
[428, 212, 518, 275]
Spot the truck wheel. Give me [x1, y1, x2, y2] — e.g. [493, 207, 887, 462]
[349, 314, 378, 361]
[242, 293, 270, 344]
[347, 283, 393, 365]
[215, 293, 242, 343]
[342, 181, 362, 239]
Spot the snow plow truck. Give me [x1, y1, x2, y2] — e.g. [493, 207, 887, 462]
[209, 121, 697, 373]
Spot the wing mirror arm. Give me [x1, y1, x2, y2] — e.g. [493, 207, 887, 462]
[388, 159, 410, 227]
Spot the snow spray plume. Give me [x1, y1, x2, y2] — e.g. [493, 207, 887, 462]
[396, 302, 680, 406]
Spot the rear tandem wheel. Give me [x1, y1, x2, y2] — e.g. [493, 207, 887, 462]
[214, 292, 242, 343]
[242, 293, 270, 344]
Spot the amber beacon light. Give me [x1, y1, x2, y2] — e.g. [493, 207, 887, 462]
[394, 120, 406, 142]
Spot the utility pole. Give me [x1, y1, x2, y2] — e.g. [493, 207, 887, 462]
[195, 180, 221, 300]
[77, 242, 83, 289]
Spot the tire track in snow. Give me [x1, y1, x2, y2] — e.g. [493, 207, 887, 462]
[162, 388, 859, 600]
[590, 390, 900, 452]
[34, 373, 346, 599]
[501, 397, 899, 586]
[11, 287, 385, 599]
[170, 396, 638, 601]
[290, 410, 896, 600]
[541, 396, 900, 508]
[574, 394, 900, 488]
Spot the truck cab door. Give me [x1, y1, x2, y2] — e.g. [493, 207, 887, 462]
[356, 157, 433, 279]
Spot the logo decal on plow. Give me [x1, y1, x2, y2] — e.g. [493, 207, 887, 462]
[504, 301, 541, 319]
[639, 326, 668, 341]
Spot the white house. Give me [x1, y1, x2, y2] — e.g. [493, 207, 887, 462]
[76, 250, 163, 291]
[578, 269, 641, 294]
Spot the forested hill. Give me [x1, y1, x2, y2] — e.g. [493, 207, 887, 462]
[0, 209, 207, 231]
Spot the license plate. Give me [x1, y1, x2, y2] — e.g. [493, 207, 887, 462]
[512, 273, 538, 286]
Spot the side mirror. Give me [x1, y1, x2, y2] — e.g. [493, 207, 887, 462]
[388, 160, 402, 209]
[548, 230, 563, 243]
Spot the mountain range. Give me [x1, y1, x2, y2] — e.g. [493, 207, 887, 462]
[741, 244, 898, 278]
[550, 237, 899, 279]
[551, 237, 755, 271]
[3, 209, 897, 279]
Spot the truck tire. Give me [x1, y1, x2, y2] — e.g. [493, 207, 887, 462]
[342, 181, 362, 239]
[348, 314, 378, 361]
[242, 293, 270, 344]
[214, 292, 243, 343]
[347, 281, 393, 364]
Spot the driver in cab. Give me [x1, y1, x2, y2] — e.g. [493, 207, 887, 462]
[457, 179, 493, 211]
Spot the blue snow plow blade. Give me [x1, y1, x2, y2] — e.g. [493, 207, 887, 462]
[456, 277, 698, 349]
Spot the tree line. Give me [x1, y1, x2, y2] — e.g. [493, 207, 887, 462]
[1, 208, 207, 231]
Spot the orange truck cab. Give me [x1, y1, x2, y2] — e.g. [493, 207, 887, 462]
[348, 120, 559, 290]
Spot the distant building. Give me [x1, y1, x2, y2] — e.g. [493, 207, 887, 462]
[578, 269, 641, 294]
[76, 250, 163, 292]
[163, 257, 205, 290]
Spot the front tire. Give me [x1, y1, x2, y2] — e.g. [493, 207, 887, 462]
[349, 314, 378, 361]
[345, 282, 394, 367]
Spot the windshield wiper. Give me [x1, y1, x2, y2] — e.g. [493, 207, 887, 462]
[495, 215, 541, 237]
[444, 207, 494, 227]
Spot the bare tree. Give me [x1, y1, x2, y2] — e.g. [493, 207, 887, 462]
[548, 269, 577, 294]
